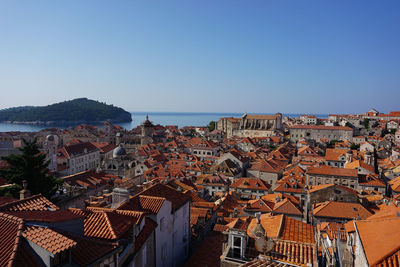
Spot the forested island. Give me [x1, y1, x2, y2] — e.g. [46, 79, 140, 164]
[0, 98, 132, 124]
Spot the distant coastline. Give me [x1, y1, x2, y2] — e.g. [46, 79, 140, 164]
[0, 112, 329, 133]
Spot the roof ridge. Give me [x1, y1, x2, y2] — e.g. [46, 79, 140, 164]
[358, 216, 400, 223]
[138, 195, 166, 200]
[103, 212, 117, 240]
[3, 212, 25, 266]
[276, 214, 285, 238]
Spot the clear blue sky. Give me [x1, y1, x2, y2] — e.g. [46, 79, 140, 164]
[0, 0, 399, 114]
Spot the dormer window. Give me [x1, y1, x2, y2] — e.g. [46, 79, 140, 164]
[232, 236, 243, 258]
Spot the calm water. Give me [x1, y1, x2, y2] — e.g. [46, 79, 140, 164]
[0, 112, 329, 132]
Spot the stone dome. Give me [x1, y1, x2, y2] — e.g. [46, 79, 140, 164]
[113, 144, 126, 158]
[46, 134, 55, 142]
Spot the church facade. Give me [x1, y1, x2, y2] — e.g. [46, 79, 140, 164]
[216, 113, 283, 138]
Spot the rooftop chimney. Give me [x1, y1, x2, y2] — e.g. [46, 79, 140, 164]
[20, 180, 30, 200]
[111, 187, 130, 209]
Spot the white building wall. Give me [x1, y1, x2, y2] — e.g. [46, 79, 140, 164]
[152, 200, 190, 267]
[172, 202, 190, 266]
[68, 150, 100, 175]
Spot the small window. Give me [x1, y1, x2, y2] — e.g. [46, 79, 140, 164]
[234, 236, 241, 246]
[160, 217, 166, 231]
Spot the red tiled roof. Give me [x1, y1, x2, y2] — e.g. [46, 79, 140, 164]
[246, 199, 274, 213]
[307, 166, 358, 177]
[213, 224, 229, 232]
[0, 196, 17, 206]
[70, 209, 137, 240]
[184, 233, 224, 267]
[5, 210, 84, 223]
[0, 212, 42, 267]
[346, 160, 376, 174]
[90, 142, 117, 154]
[308, 184, 358, 196]
[68, 234, 118, 266]
[249, 158, 285, 173]
[272, 198, 303, 216]
[325, 148, 347, 161]
[63, 170, 115, 189]
[0, 212, 24, 266]
[269, 240, 315, 265]
[313, 201, 372, 220]
[118, 195, 166, 214]
[23, 226, 77, 254]
[279, 216, 315, 244]
[0, 194, 59, 212]
[356, 217, 400, 266]
[247, 214, 315, 244]
[195, 173, 229, 186]
[231, 178, 271, 191]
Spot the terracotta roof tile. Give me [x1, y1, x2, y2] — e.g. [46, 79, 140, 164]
[313, 201, 372, 220]
[23, 226, 77, 255]
[118, 195, 166, 214]
[0, 194, 59, 212]
[231, 178, 271, 191]
[184, 233, 224, 267]
[308, 184, 358, 195]
[268, 240, 315, 265]
[272, 199, 303, 216]
[136, 183, 191, 212]
[69, 209, 137, 240]
[307, 166, 358, 177]
[325, 148, 347, 161]
[6, 210, 84, 223]
[0, 196, 17, 206]
[279, 216, 315, 244]
[0, 212, 24, 267]
[247, 214, 315, 244]
[64, 232, 118, 266]
[356, 217, 400, 266]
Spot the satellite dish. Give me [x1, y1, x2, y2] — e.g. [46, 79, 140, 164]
[255, 236, 267, 252]
[254, 236, 275, 253]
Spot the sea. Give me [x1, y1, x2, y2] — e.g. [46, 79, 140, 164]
[0, 112, 329, 132]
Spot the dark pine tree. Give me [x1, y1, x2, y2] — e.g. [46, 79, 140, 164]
[0, 138, 61, 198]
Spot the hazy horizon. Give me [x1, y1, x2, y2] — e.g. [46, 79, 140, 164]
[1, 1, 399, 114]
[0, 98, 384, 116]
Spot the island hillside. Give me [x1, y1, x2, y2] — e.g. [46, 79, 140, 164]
[0, 98, 132, 124]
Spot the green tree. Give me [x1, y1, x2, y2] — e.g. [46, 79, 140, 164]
[0, 138, 62, 198]
[208, 121, 216, 131]
[350, 143, 360, 150]
[362, 118, 370, 129]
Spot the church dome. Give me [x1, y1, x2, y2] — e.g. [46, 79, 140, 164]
[46, 134, 55, 142]
[113, 144, 126, 158]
